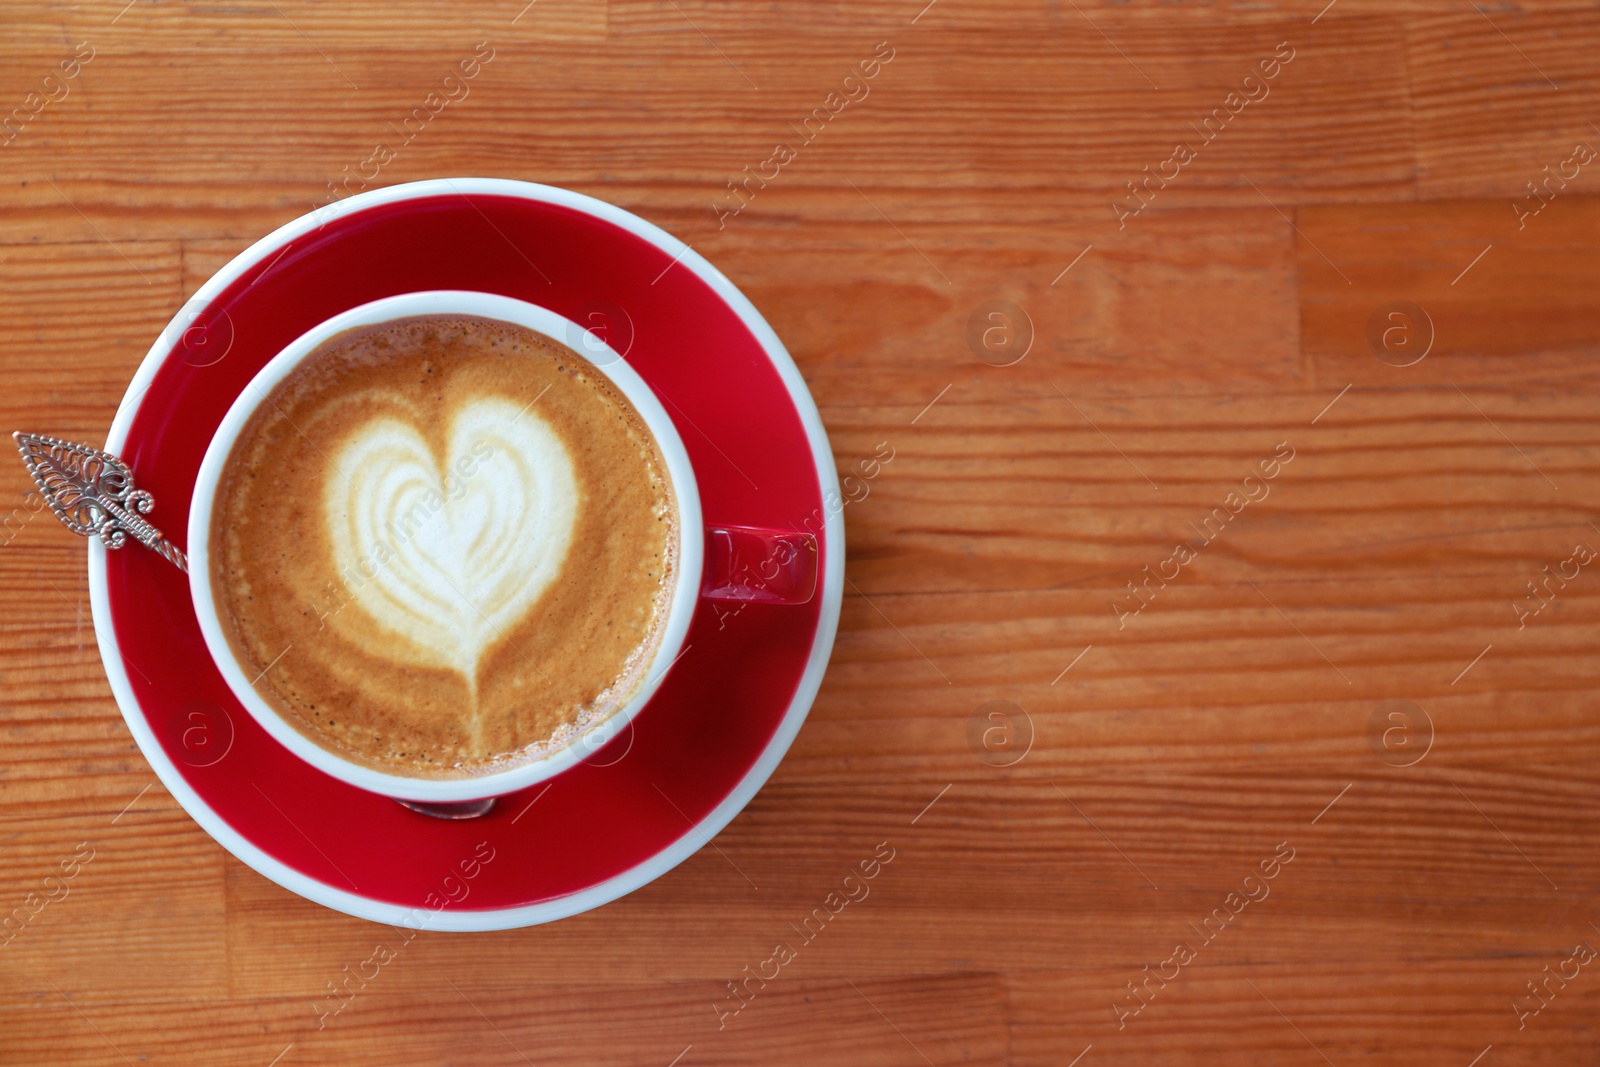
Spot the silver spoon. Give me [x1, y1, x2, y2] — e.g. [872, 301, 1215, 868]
[13, 432, 187, 572]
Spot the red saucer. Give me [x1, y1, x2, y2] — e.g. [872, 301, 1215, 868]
[89, 180, 841, 927]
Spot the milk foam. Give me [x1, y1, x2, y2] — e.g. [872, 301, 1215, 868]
[324, 396, 580, 680]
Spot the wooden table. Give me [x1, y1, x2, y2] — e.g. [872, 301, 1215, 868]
[3, 2, 1597, 1063]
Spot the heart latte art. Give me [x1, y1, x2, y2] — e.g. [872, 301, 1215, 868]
[326, 399, 579, 681]
[212, 315, 677, 779]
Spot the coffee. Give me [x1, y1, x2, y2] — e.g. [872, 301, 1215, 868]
[210, 314, 677, 778]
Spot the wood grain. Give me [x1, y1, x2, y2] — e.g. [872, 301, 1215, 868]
[2, 1, 1599, 1064]
[0, 16, 1417, 246]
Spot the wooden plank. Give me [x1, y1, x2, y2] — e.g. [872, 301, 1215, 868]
[0, 19, 1411, 248]
[0, 974, 1007, 1065]
[0, 0, 605, 48]
[1297, 197, 1600, 388]
[0, 803, 228, 998]
[829, 385, 1598, 590]
[0, 240, 181, 421]
[1410, 12, 1600, 199]
[1008, 959, 1600, 1066]
[610, 0, 1600, 34]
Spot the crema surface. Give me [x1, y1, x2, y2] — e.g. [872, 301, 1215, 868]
[211, 315, 676, 778]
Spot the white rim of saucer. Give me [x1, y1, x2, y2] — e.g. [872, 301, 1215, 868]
[87, 178, 845, 930]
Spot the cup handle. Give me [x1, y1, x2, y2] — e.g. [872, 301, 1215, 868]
[701, 525, 818, 605]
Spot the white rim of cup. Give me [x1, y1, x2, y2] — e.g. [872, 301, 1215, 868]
[88, 178, 845, 929]
[187, 290, 705, 803]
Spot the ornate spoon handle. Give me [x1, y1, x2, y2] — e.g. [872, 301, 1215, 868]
[13, 432, 188, 573]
